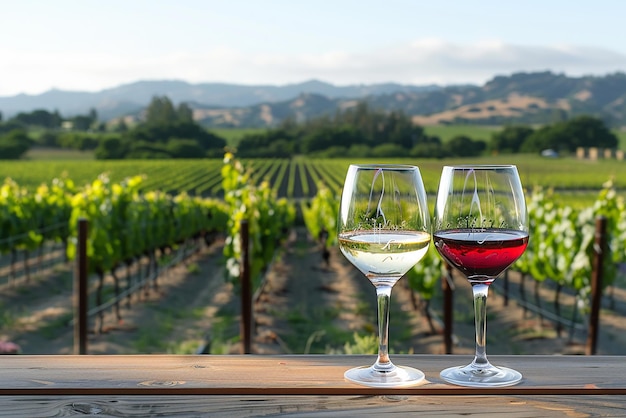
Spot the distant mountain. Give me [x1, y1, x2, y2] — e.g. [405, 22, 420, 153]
[1, 72, 626, 126]
[191, 71, 626, 128]
[0, 79, 440, 121]
[405, 71, 626, 126]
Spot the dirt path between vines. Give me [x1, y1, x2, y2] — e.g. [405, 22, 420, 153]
[2, 227, 626, 357]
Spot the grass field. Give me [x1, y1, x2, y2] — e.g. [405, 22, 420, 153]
[423, 125, 502, 142]
[210, 127, 266, 147]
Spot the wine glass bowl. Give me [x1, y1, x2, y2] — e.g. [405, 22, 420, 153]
[433, 165, 529, 387]
[338, 164, 430, 387]
[434, 229, 528, 283]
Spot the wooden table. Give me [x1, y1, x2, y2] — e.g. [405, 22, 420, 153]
[0, 355, 624, 416]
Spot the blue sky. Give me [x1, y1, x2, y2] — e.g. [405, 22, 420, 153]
[1, 0, 625, 96]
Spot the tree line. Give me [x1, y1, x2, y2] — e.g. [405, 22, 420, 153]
[234, 102, 486, 158]
[488, 116, 618, 154]
[0, 95, 619, 160]
[234, 105, 618, 158]
[0, 97, 226, 159]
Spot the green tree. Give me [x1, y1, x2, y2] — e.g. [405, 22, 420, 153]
[126, 140, 170, 159]
[37, 131, 59, 147]
[300, 126, 360, 154]
[315, 145, 349, 158]
[489, 125, 534, 153]
[11, 109, 62, 128]
[167, 138, 204, 158]
[94, 136, 128, 159]
[370, 143, 406, 157]
[0, 120, 25, 134]
[521, 115, 618, 153]
[410, 142, 446, 158]
[71, 115, 94, 131]
[0, 129, 33, 159]
[383, 111, 426, 148]
[237, 128, 300, 157]
[109, 95, 227, 160]
[266, 139, 293, 157]
[442, 135, 486, 157]
[114, 119, 129, 132]
[145, 96, 178, 125]
[176, 103, 194, 123]
[521, 125, 560, 152]
[234, 100, 429, 158]
[348, 144, 372, 157]
[562, 115, 618, 150]
[57, 132, 99, 150]
[126, 121, 225, 151]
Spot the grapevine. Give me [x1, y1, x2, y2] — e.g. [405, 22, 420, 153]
[302, 182, 338, 248]
[221, 152, 296, 292]
[302, 181, 339, 267]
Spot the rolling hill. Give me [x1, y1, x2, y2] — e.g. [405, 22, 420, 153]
[1, 71, 625, 127]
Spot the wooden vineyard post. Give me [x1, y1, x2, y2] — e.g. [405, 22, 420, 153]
[586, 216, 607, 355]
[502, 270, 509, 307]
[240, 220, 252, 354]
[74, 218, 88, 355]
[442, 262, 455, 354]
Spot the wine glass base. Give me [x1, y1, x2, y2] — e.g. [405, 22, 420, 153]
[344, 365, 426, 388]
[440, 364, 522, 387]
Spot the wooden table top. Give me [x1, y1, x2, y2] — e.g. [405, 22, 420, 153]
[0, 354, 624, 416]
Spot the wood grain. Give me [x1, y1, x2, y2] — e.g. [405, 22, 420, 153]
[1, 394, 624, 417]
[0, 355, 625, 394]
[0, 355, 624, 416]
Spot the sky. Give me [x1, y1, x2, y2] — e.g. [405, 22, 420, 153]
[1, 0, 625, 97]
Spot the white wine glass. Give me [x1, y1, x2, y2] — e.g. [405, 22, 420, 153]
[433, 165, 529, 387]
[338, 164, 431, 387]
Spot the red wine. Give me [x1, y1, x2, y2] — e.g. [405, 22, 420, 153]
[433, 229, 528, 280]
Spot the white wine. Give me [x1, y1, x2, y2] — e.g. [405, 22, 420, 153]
[338, 230, 431, 285]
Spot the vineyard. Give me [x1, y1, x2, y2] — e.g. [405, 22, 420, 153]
[5, 154, 626, 201]
[2, 153, 626, 355]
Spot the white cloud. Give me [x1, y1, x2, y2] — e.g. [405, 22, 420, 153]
[1, 40, 625, 96]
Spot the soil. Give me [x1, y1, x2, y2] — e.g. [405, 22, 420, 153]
[2, 227, 626, 357]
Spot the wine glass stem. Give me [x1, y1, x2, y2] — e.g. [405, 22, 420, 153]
[471, 282, 490, 367]
[374, 284, 393, 371]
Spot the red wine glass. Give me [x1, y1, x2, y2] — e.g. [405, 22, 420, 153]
[338, 164, 431, 387]
[433, 165, 529, 387]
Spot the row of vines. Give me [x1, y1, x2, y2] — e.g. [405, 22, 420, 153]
[0, 153, 295, 337]
[0, 158, 338, 200]
[3, 151, 626, 348]
[301, 179, 626, 332]
[6, 155, 626, 202]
